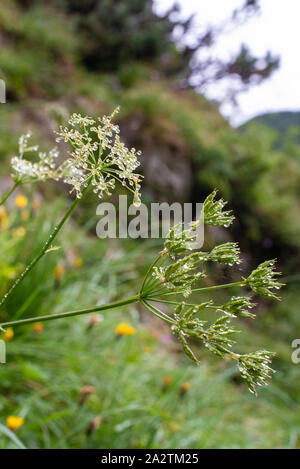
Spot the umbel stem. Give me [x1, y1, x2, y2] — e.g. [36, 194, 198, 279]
[0, 295, 140, 328]
[0, 180, 20, 206]
[158, 281, 246, 297]
[0, 182, 91, 311]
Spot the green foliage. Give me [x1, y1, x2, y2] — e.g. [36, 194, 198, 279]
[9, 0, 279, 102]
[57, 0, 179, 72]
[0, 1, 78, 99]
[244, 111, 300, 147]
[0, 313, 295, 449]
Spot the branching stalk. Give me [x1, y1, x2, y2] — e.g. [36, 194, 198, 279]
[155, 281, 246, 298]
[0, 295, 140, 328]
[0, 180, 20, 206]
[141, 299, 175, 325]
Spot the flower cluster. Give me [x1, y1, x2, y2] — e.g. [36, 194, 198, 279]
[220, 296, 255, 319]
[162, 191, 234, 259]
[208, 242, 240, 266]
[151, 242, 240, 298]
[237, 351, 275, 395]
[139, 191, 283, 394]
[171, 302, 236, 363]
[163, 222, 200, 257]
[55, 108, 142, 205]
[246, 259, 283, 300]
[11, 133, 63, 184]
[153, 252, 207, 297]
[203, 190, 234, 227]
[172, 301, 274, 394]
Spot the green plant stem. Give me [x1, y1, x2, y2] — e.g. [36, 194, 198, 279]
[191, 281, 246, 294]
[0, 295, 140, 328]
[147, 297, 219, 308]
[141, 252, 170, 297]
[0, 182, 91, 311]
[0, 180, 20, 206]
[155, 281, 246, 297]
[141, 299, 175, 325]
[140, 252, 163, 294]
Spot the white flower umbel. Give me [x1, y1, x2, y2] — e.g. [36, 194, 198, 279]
[55, 108, 143, 205]
[11, 133, 63, 184]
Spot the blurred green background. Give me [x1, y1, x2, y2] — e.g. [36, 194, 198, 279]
[0, 0, 300, 449]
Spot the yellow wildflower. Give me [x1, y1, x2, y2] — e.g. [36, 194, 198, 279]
[180, 382, 191, 396]
[4, 328, 14, 341]
[168, 422, 181, 432]
[13, 226, 26, 238]
[163, 375, 173, 388]
[182, 382, 190, 391]
[115, 322, 136, 336]
[33, 322, 44, 333]
[6, 416, 24, 431]
[0, 206, 8, 229]
[15, 194, 28, 208]
[54, 265, 64, 281]
[74, 257, 83, 268]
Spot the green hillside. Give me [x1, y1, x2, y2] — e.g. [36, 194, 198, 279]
[244, 111, 300, 146]
[246, 111, 300, 133]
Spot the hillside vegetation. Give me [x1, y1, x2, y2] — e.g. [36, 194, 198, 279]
[245, 111, 300, 138]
